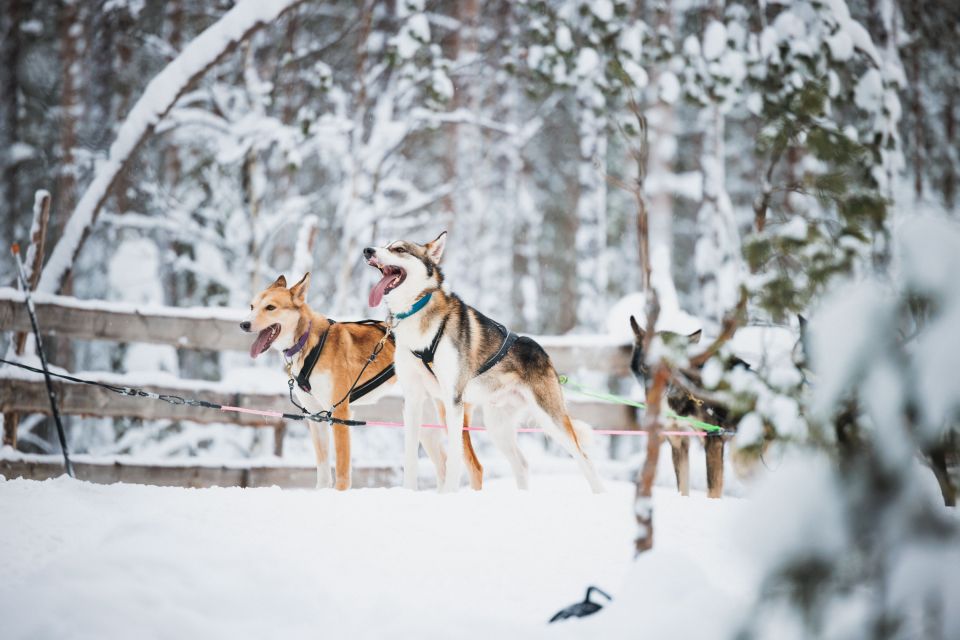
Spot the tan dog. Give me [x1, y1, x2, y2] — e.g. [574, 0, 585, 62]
[240, 273, 482, 490]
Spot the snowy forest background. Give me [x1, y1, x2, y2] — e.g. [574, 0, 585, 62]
[1, 0, 958, 455]
[2, 0, 955, 334]
[2, 1, 959, 637]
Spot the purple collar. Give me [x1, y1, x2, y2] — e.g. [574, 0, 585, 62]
[283, 321, 312, 358]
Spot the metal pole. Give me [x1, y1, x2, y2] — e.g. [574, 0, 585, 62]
[10, 244, 74, 477]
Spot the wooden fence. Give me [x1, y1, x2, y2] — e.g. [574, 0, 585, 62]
[0, 455, 401, 489]
[0, 287, 637, 487]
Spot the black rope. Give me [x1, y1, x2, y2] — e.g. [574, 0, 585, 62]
[0, 357, 364, 427]
[288, 377, 311, 415]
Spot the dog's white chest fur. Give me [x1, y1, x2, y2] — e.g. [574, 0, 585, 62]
[392, 319, 433, 352]
[293, 371, 334, 412]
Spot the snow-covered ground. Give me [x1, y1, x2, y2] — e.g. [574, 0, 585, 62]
[0, 475, 750, 639]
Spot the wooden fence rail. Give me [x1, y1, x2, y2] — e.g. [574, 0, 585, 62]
[0, 288, 634, 375]
[0, 287, 248, 352]
[0, 289, 639, 483]
[0, 377, 637, 430]
[0, 456, 401, 489]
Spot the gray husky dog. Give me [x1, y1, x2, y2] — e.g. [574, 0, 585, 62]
[364, 231, 604, 493]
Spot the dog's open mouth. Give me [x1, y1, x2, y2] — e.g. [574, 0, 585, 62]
[367, 259, 406, 308]
[249, 323, 281, 359]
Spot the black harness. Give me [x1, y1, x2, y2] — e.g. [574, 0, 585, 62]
[476, 321, 519, 377]
[295, 320, 395, 403]
[411, 317, 447, 373]
[412, 317, 519, 378]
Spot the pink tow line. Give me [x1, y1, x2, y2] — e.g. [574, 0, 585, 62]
[219, 406, 708, 437]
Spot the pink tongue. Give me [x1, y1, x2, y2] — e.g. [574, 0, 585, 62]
[369, 273, 393, 308]
[249, 328, 274, 359]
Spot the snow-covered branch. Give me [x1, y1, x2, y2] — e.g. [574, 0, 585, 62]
[37, 0, 307, 295]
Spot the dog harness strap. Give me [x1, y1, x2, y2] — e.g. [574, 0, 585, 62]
[348, 363, 396, 402]
[296, 321, 335, 392]
[412, 317, 447, 376]
[475, 322, 519, 377]
[343, 317, 397, 402]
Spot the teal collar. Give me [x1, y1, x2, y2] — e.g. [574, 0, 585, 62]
[394, 292, 432, 321]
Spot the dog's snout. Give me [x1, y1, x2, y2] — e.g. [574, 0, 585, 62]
[239, 321, 251, 332]
[363, 247, 375, 260]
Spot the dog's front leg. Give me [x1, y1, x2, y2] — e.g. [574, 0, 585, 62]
[308, 422, 332, 489]
[402, 388, 425, 490]
[332, 402, 352, 491]
[441, 395, 466, 493]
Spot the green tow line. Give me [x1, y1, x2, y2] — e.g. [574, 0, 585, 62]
[558, 375, 725, 434]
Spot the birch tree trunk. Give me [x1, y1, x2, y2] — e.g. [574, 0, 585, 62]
[452, 0, 488, 308]
[162, 0, 184, 189]
[242, 40, 268, 293]
[441, 1, 463, 225]
[330, 1, 373, 315]
[0, 0, 26, 240]
[645, 0, 682, 319]
[54, 0, 82, 233]
[696, 106, 741, 327]
[575, 89, 608, 331]
[694, 10, 740, 329]
[946, 88, 957, 209]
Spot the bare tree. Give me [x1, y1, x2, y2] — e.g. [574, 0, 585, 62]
[605, 104, 670, 554]
[53, 0, 83, 237]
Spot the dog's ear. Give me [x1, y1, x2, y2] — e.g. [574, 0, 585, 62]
[629, 316, 645, 342]
[269, 275, 287, 289]
[687, 329, 702, 344]
[290, 273, 310, 301]
[425, 231, 447, 263]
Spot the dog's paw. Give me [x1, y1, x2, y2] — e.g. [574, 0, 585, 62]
[315, 468, 332, 490]
[440, 478, 461, 494]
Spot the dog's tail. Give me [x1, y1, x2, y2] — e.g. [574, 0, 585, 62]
[563, 415, 595, 451]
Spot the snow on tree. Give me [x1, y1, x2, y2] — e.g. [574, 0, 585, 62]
[36, 0, 309, 296]
[736, 0, 901, 321]
[685, 6, 745, 330]
[736, 215, 960, 639]
[513, 0, 652, 331]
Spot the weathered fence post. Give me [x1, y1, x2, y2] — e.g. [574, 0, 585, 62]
[3, 190, 51, 448]
[273, 423, 286, 457]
